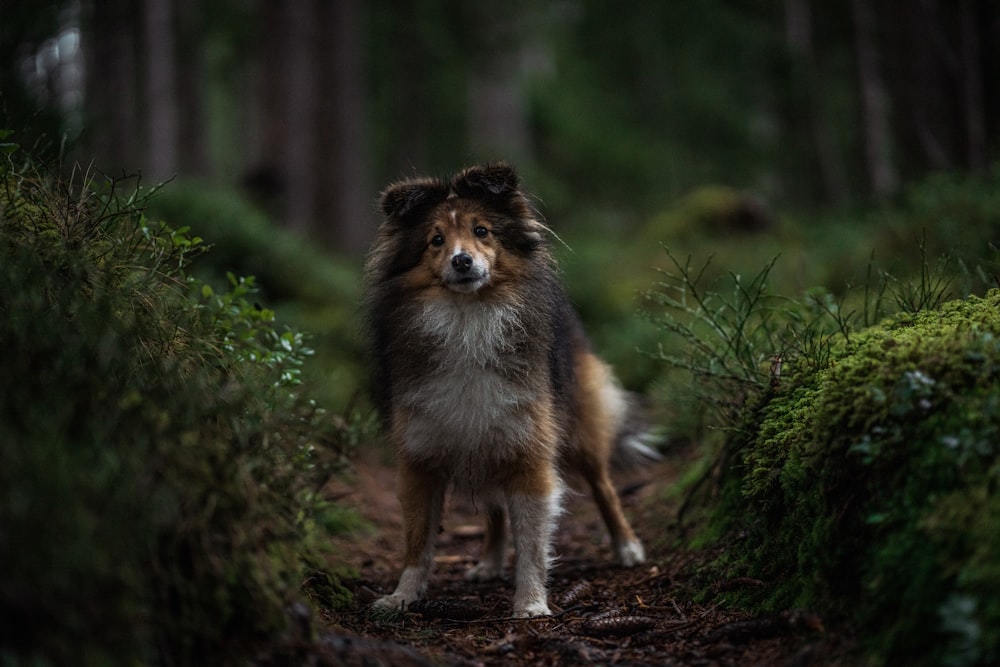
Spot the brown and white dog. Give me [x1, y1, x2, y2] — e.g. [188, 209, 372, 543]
[363, 163, 658, 617]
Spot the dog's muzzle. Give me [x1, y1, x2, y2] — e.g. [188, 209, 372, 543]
[452, 252, 474, 273]
[445, 252, 489, 292]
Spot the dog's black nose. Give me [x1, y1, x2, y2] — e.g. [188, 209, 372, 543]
[451, 252, 473, 273]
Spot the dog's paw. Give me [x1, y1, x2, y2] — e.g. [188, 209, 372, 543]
[372, 592, 414, 612]
[616, 539, 646, 567]
[464, 561, 504, 582]
[512, 600, 551, 618]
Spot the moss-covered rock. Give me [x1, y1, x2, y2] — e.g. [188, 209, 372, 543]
[716, 289, 1000, 666]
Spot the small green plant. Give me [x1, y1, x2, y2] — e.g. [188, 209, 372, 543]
[644, 231, 979, 443]
[643, 248, 862, 443]
[872, 230, 955, 315]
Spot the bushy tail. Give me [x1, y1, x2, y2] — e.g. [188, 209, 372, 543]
[610, 389, 664, 470]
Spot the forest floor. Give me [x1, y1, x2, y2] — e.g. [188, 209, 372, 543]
[310, 446, 859, 666]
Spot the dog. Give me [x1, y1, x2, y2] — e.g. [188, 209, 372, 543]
[364, 163, 659, 617]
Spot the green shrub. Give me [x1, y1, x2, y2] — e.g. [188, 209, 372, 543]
[144, 182, 367, 410]
[648, 245, 1000, 664]
[0, 136, 355, 665]
[642, 186, 1000, 663]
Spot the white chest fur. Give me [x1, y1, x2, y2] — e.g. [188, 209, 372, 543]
[398, 299, 537, 466]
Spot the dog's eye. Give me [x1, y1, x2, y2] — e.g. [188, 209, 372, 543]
[430, 233, 444, 247]
[473, 226, 489, 238]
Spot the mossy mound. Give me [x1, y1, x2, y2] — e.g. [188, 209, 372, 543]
[716, 289, 1000, 666]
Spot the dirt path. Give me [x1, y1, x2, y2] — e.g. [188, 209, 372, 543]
[315, 449, 851, 666]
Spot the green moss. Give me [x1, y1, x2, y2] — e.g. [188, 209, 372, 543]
[714, 289, 1000, 665]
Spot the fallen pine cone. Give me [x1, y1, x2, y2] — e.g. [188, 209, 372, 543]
[582, 615, 657, 637]
[587, 608, 624, 622]
[558, 581, 592, 607]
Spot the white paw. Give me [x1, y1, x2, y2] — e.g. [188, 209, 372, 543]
[374, 566, 427, 612]
[464, 560, 504, 582]
[372, 592, 416, 611]
[512, 599, 551, 618]
[616, 539, 646, 567]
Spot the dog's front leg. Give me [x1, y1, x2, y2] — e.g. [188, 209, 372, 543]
[507, 484, 562, 617]
[374, 461, 446, 611]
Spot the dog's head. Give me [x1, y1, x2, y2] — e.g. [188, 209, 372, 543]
[371, 163, 547, 294]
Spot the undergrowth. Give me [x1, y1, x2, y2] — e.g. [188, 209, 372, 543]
[144, 182, 368, 412]
[0, 131, 357, 665]
[646, 232, 1000, 665]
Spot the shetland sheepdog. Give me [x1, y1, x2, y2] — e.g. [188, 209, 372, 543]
[364, 163, 658, 618]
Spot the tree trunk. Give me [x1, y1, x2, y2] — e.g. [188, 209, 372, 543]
[175, 0, 208, 178]
[957, 0, 986, 172]
[783, 0, 849, 206]
[245, 0, 289, 215]
[282, 0, 317, 234]
[84, 0, 141, 173]
[904, 1, 955, 171]
[465, 5, 531, 163]
[316, 0, 371, 252]
[142, 0, 178, 181]
[385, 0, 429, 176]
[850, 0, 898, 198]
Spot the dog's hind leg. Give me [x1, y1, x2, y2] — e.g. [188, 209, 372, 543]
[374, 461, 446, 611]
[584, 463, 646, 567]
[572, 353, 648, 567]
[465, 504, 506, 581]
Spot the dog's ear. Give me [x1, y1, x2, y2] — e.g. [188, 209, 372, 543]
[379, 179, 449, 223]
[451, 162, 520, 200]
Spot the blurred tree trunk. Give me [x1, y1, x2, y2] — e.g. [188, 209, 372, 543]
[879, 0, 959, 178]
[465, 5, 530, 163]
[84, 0, 140, 173]
[850, 0, 897, 198]
[867, 0, 997, 182]
[384, 0, 429, 175]
[283, 0, 317, 234]
[142, 0, 178, 181]
[316, 0, 371, 252]
[783, 0, 848, 206]
[957, 0, 986, 172]
[908, 2, 958, 170]
[175, 0, 208, 178]
[251, 0, 370, 251]
[248, 0, 289, 214]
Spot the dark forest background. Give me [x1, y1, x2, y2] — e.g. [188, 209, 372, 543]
[4, 0, 998, 254]
[4, 3, 1000, 665]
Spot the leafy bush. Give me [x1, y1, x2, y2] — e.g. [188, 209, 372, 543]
[144, 182, 367, 410]
[0, 136, 355, 665]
